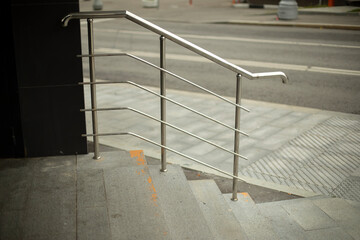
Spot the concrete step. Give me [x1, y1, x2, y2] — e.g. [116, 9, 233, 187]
[79, 150, 171, 240]
[77, 150, 146, 170]
[224, 192, 280, 240]
[148, 164, 215, 240]
[257, 196, 360, 239]
[188, 179, 248, 240]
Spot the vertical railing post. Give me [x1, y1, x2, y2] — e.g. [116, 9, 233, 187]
[87, 18, 100, 159]
[232, 73, 242, 201]
[160, 35, 167, 172]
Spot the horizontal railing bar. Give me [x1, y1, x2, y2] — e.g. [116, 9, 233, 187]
[78, 52, 250, 112]
[80, 81, 249, 137]
[81, 106, 248, 160]
[82, 131, 246, 181]
[62, 11, 289, 84]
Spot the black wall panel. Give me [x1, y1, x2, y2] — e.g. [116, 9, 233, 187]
[1, 0, 87, 157]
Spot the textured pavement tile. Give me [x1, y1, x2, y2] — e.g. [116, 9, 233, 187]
[331, 176, 360, 202]
[312, 125, 352, 139]
[323, 117, 360, 131]
[330, 141, 360, 157]
[343, 131, 360, 143]
[294, 164, 341, 189]
[311, 153, 356, 177]
[289, 133, 337, 151]
[274, 144, 322, 162]
[238, 147, 271, 165]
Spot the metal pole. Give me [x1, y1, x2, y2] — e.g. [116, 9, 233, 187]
[160, 36, 167, 172]
[87, 18, 100, 159]
[232, 74, 242, 201]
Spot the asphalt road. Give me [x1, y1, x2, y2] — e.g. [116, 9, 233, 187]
[80, 19, 360, 114]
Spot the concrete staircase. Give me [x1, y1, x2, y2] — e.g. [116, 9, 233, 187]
[1, 150, 359, 239]
[75, 151, 359, 240]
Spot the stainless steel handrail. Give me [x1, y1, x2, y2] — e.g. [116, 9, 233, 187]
[83, 131, 248, 182]
[79, 52, 250, 112]
[80, 81, 249, 136]
[63, 10, 288, 201]
[62, 10, 289, 83]
[81, 106, 247, 160]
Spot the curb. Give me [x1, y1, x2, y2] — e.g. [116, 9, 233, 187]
[298, 10, 360, 16]
[212, 20, 360, 30]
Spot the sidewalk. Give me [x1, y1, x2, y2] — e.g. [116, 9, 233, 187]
[84, 80, 360, 201]
[80, 0, 360, 30]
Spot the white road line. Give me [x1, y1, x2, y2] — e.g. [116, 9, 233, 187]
[96, 47, 360, 77]
[90, 28, 360, 50]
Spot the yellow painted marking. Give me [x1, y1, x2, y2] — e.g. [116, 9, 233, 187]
[130, 150, 158, 207]
[240, 192, 250, 202]
[240, 192, 249, 197]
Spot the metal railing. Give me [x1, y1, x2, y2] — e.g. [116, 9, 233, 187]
[62, 11, 288, 201]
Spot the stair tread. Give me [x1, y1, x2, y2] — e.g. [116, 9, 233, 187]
[223, 193, 280, 240]
[258, 196, 360, 239]
[189, 180, 248, 240]
[77, 150, 143, 170]
[104, 164, 171, 239]
[256, 203, 308, 239]
[148, 164, 215, 240]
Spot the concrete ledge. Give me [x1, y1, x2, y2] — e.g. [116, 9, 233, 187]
[213, 20, 360, 30]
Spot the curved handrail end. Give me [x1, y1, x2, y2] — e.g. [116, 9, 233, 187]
[251, 71, 289, 84]
[281, 74, 289, 84]
[62, 10, 129, 27]
[61, 14, 73, 27]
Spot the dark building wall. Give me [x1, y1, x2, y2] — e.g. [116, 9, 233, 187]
[1, 2, 24, 157]
[1, 0, 87, 157]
